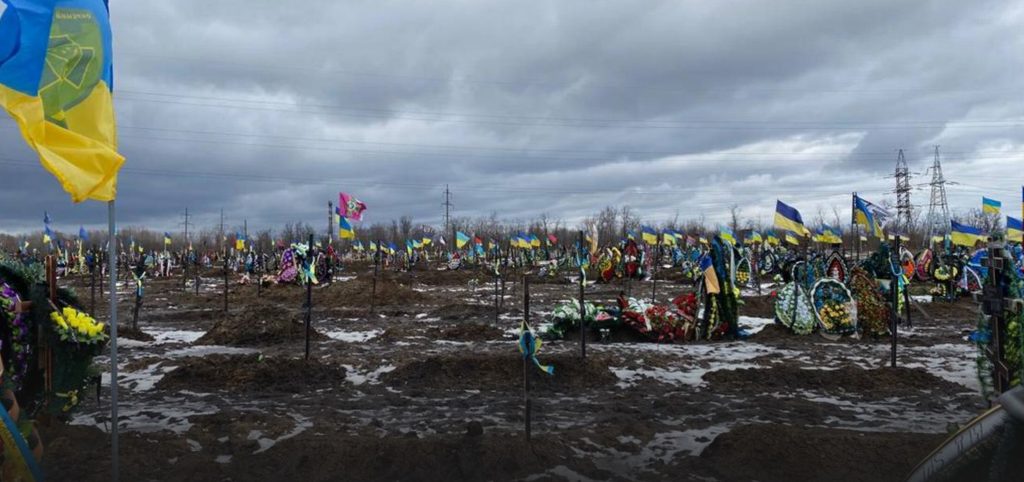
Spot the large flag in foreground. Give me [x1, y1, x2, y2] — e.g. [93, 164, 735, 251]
[0, 0, 124, 202]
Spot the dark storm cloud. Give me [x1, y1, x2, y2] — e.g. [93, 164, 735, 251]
[2, 0, 1023, 235]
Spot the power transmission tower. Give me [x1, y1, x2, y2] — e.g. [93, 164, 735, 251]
[179, 208, 193, 247]
[442, 184, 454, 246]
[894, 149, 912, 238]
[923, 146, 950, 246]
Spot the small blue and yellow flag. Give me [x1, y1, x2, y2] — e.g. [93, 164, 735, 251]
[369, 241, 378, 252]
[719, 227, 736, 245]
[982, 197, 1001, 215]
[1007, 216, 1022, 243]
[774, 200, 810, 237]
[766, 231, 780, 246]
[529, 233, 541, 248]
[164, 232, 172, 246]
[951, 220, 985, 247]
[661, 230, 676, 246]
[518, 321, 554, 375]
[338, 216, 355, 240]
[748, 231, 762, 244]
[641, 226, 658, 245]
[0, 0, 124, 202]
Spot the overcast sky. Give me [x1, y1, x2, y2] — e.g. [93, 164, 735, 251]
[2, 0, 1023, 236]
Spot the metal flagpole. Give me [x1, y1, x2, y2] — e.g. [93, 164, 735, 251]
[108, 200, 120, 481]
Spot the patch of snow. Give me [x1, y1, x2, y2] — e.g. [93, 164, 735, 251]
[325, 329, 382, 343]
[343, 364, 397, 386]
[738, 316, 775, 335]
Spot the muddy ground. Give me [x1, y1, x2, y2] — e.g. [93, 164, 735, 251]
[38, 267, 989, 481]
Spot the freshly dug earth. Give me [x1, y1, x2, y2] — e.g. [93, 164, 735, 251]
[740, 294, 775, 319]
[383, 353, 617, 391]
[701, 423, 947, 482]
[425, 323, 506, 342]
[41, 422, 609, 482]
[322, 278, 427, 307]
[703, 365, 972, 399]
[196, 302, 323, 346]
[117, 325, 155, 342]
[430, 303, 496, 322]
[157, 354, 345, 392]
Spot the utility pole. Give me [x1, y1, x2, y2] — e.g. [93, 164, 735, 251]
[442, 184, 454, 249]
[219, 209, 225, 254]
[894, 149, 912, 240]
[924, 146, 950, 247]
[180, 208, 193, 291]
[244, 218, 248, 248]
[327, 200, 334, 245]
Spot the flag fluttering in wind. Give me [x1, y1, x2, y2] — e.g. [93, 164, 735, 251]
[338, 192, 367, 221]
[1006, 216, 1022, 243]
[853, 194, 884, 238]
[748, 231, 762, 244]
[0, 0, 124, 202]
[518, 320, 554, 375]
[164, 232, 172, 246]
[766, 231, 780, 246]
[455, 231, 470, 249]
[774, 200, 809, 237]
[338, 216, 355, 240]
[719, 227, 735, 245]
[547, 234, 558, 246]
[951, 220, 985, 247]
[982, 197, 1001, 215]
[641, 226, 657, 245]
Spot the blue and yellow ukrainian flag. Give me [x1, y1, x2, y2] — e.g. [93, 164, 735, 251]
[748, 231, 762, 244]
[529, 233, 541, 248]
[982, 197, 1001, 215]
[1007, 216, 1022, 243]
[951, 220, 985, 247]
[661, 229, 676, 246]
[699, 254, 720, 294]
[766, 231, 780, 246]
[719, 226, 736, 245]
[853, 194, 884, 238]
[774, 200, 810, 237]
[163, 232, 172, 246]
[0, 0, 124, 202]
[455, 231, 470, 249]
[338, 216, 355, 240]
[641, 226, 658, 244]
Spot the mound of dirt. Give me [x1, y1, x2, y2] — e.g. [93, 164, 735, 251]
[383, 353, 616, 391]
[740, 294, 775, 318]
[701, 423, 946, 482]
[703, 365, 972, 399]
[195, 302, 323, 346]
[430, 303, 496, 322]
[425, 323, 506, 341]
[322, 278, 428, 307]
[157, 354, 345, 393]
[118, 326, 155, 342]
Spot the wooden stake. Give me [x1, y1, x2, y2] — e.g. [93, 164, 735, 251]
[305, 234, 314, 361]
[523, 275, 532, 441]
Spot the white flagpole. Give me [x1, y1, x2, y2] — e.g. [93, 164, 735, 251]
[107, 200, 119, 481]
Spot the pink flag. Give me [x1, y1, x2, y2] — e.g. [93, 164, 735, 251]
[338, 192, 367, 221]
